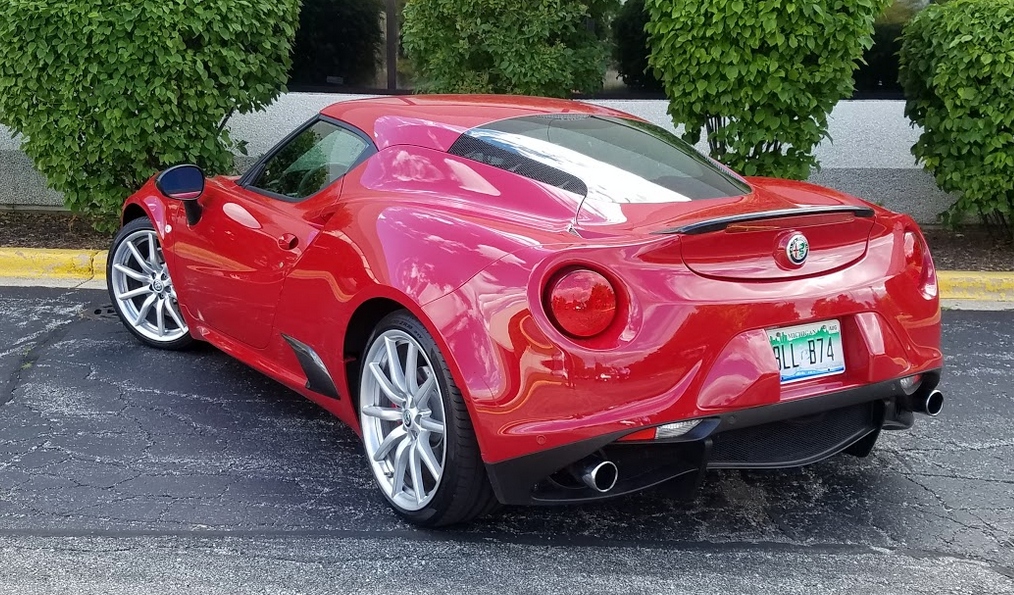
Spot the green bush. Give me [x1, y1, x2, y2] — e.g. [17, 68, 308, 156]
[900, 0, 1014, 236]
[289, 0, 384, 88]
[0, 0, 300, 231]
[645, 0, 890, 179]
[402, 0, 620, 97]
[612, 0, 663, 93]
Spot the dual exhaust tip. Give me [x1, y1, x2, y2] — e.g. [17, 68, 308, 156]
[573, 458, 619, 493]
[912, 389, 944, 417]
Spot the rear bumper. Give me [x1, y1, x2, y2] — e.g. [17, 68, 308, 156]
[485, 370, 940, 505]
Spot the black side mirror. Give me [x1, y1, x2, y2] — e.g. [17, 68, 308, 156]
[155, 164, 205, 225]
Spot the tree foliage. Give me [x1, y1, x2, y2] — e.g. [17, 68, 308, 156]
[289, 0, 384, 88]
[645, 0, 890, 179]
[900, 0, 1014, 236]
[402, 0, 620, 97]
[0, 0, 300, 230]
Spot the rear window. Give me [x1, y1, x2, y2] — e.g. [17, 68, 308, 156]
[448, 114, 750, 204]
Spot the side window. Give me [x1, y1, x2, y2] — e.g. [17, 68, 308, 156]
[250, 120, 369, 200]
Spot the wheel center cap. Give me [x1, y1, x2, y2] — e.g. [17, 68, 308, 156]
[403, 410, 413, 427]
[152, 281, 164, 292]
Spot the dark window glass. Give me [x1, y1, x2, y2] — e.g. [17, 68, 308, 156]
[252, 121, 369, 200]
[448, 135, 588, 196]
[454, 115, 750, 203]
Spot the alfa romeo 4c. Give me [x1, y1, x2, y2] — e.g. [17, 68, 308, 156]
[107, 96, 944, 526]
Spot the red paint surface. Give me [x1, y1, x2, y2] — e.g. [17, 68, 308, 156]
[120, 96, 943, 465]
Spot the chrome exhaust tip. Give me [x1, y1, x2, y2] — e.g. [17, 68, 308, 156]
[914, 389, 944, 417]
[578, 459, 618, 493]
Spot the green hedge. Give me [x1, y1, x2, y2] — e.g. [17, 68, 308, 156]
[645, 0, 889, 179]
[402, 0, 619, 97]
[0, 0, 299, 230]
[289, 0, 384, 88]
[900, 0, 1014, 235]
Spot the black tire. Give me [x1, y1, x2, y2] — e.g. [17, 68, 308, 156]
[359, 311, 500, 526]
[106, 217, 194, 351]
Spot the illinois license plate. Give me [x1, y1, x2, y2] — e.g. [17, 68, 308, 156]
[768, 319, 846, 384]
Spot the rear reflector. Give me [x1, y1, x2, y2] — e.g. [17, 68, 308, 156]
[618, 427, 657, 442]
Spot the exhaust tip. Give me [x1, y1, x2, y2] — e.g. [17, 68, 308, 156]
[582, 460, 619, 493]
[923, 390, 944, 417]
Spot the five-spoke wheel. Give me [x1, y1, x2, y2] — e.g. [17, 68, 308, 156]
[107, 217, 193, 349]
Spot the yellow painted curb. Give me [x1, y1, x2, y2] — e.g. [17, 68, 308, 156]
[937, 271, 1014, 302]
[0, 248, 104, 280]
[92, 251, 107, 277]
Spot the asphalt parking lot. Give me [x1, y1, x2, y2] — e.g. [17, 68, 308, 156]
[1, 286, 1012, 594]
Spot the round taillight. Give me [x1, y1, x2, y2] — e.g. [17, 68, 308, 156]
[904, 230, 924, 276]
[545, 269, 618, 338]
[904, 228, 937, 299]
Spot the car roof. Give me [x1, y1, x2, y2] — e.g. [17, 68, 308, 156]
[319, 95, 642, 152]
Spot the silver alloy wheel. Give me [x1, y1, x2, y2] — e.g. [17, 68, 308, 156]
[109, 228, 188, 343]
[360, 330, 447, 512]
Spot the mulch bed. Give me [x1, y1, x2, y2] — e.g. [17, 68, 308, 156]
[1, 210, 1011, 271]
[1, 211, 112, 251]
[922, 227, 1013, 272]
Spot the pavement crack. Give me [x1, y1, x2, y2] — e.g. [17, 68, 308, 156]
[903, 471, 1014, 486]
[2, 318, 79, 407]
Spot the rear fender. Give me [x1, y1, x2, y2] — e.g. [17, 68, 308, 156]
[273, 203, 554, 436]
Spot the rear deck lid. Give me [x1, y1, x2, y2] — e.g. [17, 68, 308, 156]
[670, 206, 877, 281]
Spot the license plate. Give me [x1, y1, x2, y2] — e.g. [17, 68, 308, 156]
[767, 319, 846, 384]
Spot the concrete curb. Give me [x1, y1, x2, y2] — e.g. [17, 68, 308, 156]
[0, 248, 1011, 302]
[0, 248, 104, 280]
[937, 271, 1014, 302]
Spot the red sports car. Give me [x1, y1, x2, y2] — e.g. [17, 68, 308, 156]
[107, 95, 944, 526]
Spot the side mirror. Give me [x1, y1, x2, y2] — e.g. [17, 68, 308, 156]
[155, 164, 205, 225]
[155, 164, 204, 200]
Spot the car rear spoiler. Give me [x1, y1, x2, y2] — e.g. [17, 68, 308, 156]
[651, 206, 876, 235]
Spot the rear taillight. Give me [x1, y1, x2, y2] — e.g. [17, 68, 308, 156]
[904, 230, 923, 276]
[545, 268, 617, 338]
[904, 228, 937, 299]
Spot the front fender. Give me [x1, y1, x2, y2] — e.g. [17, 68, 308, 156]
[122, 184, 170, 238]
[120, 182, 179, 278]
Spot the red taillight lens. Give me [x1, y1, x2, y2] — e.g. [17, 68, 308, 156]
[546, 269, 618, 338]
[904, 228, 937, 298]
[904, 230, 924, 275]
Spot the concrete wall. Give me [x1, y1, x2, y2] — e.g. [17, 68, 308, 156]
[0, 94, 956, 224]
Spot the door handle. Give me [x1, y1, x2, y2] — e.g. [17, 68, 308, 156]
[277, 233, 298, 250]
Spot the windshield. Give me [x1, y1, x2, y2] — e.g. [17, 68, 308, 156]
[447, 114, 751, 204]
